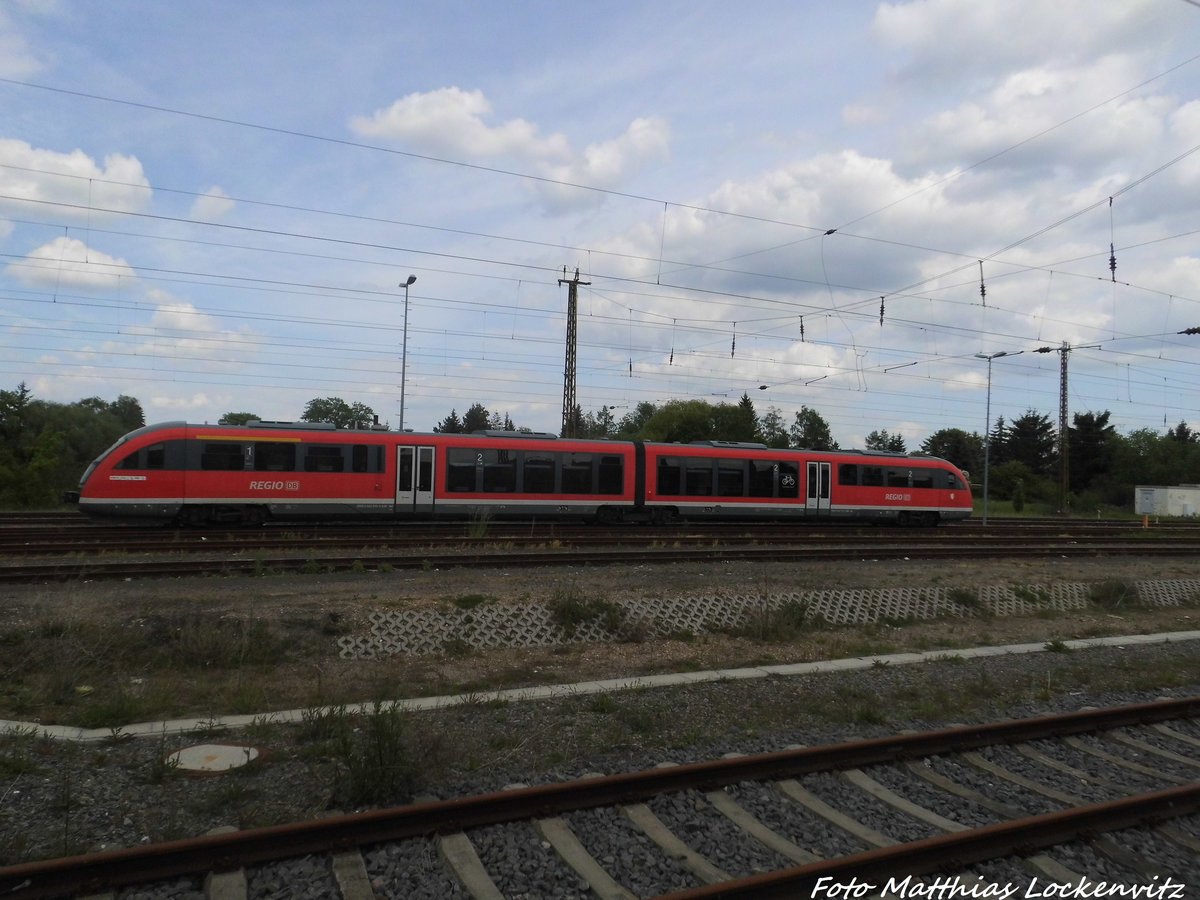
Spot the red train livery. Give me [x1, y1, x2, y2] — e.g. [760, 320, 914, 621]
[67, 421, 973, 526]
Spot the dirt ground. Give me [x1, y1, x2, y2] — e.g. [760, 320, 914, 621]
[5, 554, 1198, 698]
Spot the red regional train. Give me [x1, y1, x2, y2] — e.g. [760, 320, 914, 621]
[66, 420, 973, 526]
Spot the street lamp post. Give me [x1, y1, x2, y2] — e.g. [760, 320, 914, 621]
[974, 350, 1021, 524]
[399, 275, 417, 432]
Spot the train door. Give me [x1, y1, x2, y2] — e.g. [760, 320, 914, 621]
[806, 461, 831, 514]
[396, 445, 435, 516]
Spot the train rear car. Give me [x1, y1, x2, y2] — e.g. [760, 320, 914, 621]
[641, 441, 971, 525]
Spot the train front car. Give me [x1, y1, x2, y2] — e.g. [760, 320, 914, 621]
[73, 421, 191, 523]
[832, 451, 973, 525]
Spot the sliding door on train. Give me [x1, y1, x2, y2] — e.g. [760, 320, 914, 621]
[396, 445, 435, 516]
[806, 461, 831, 514]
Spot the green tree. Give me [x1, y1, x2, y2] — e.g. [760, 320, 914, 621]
[1000, 410, 1057, 477]
[461, 403, 491, 433]
[790, 406, 838, 450]
[108, 395, 146, 431]
[434, 409, 464, 433]
[0, 384, 136, 508]
[641, 399, 719, 443]
[1067, 411, 1117, 494]
[757, 406, 789, 448]
[219, 411, 261, 425]
[865, 429, 906, 452]
[920, 428, 983, 478]
[710, 395, 758, 442]
[302, 397, 378, 429]
[616, 402, 657, 438]
[1167, 420, 1196, 443]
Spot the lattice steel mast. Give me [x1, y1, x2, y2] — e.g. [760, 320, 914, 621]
[558, 267, 589, 438]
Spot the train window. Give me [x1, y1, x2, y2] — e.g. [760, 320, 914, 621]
[446, 448, 476, 492]
[778, 461, 799, 498]
[748, 460, 774, 497]
[861, 466, 883, 487]
[716, 461, 745, 497]
[201, 442, 245, 471]
[523, 453, 556, 493]
[481, 449, 516, 492]
[255, 441, 296, 472]
[351, 444, 384, 473]
[685, 458, 714, 496]
[304, 445, 345, 472]
[562, 453, 593, 494]
[597, 456, 623, 495]
[886, 468, 908, 488]
[838, 464, 858, 486]
[656, 457, 681, 495]
[911, 469, 934, 489]
[945, 472, 961, 489]
[116, 443, 167, 470]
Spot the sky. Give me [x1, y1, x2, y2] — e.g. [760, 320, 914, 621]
[2, 0, 1200, 450]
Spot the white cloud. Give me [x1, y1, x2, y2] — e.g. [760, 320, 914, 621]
[5, 236, 135, 289]
[537, 116, 670, 209]
[0, 5, 46, 78]
[0, 139, 152, 219]
[189, 186, 235, 221]
[350, 87, 669, 211]
[873, 0, 1166, 82]
[350, 87, 570, 162]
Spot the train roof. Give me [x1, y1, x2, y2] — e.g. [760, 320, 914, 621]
[129, 422, 958, 466]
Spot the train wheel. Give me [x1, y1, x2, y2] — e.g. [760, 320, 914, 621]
[179, 506, 211, 527]
[596, 507, 625, 525]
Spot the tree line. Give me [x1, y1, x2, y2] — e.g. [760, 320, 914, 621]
[2, 382, 1196, 513]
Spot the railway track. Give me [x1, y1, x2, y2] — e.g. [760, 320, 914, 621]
[2, 697, 1196, 899]
[3, 527, 1200, 583]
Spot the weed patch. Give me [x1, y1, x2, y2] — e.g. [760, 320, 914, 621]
[1090, 579, 1140, 610]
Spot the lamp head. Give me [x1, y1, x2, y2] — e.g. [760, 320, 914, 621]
[402, 275, 417, 287]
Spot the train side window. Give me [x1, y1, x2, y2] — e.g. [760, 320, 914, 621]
[778, 461, 799, 498]
[351, 444, 384, 473]
[597, 456, 623, 495]
[656, 457, 681, 495]
[838, 464, 858, 486]
[304, 445, 345, 472]
[201, 442, 245, 471]
[562, 453, 593, 494]
[446, 448, 476, 492]
[255, 442, 296, 472]
[861, 466, 883, 487]
[911, 469, 934, 489]
[716, 461, 745, 497]
[886, 467, 908, 488]
[482, 449, 516, 492]
[685, 457, 714, 496]
[523, 453, 556, 493]
[749, 460, 774, 497]
[945, 472, 961, 489]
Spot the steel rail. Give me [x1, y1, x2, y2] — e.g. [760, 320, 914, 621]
[1, 697, 1195, 899]
[4, 537, 1200, 583]
[5, 527, 1200, 556]
[651, 784, 1200, 899]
